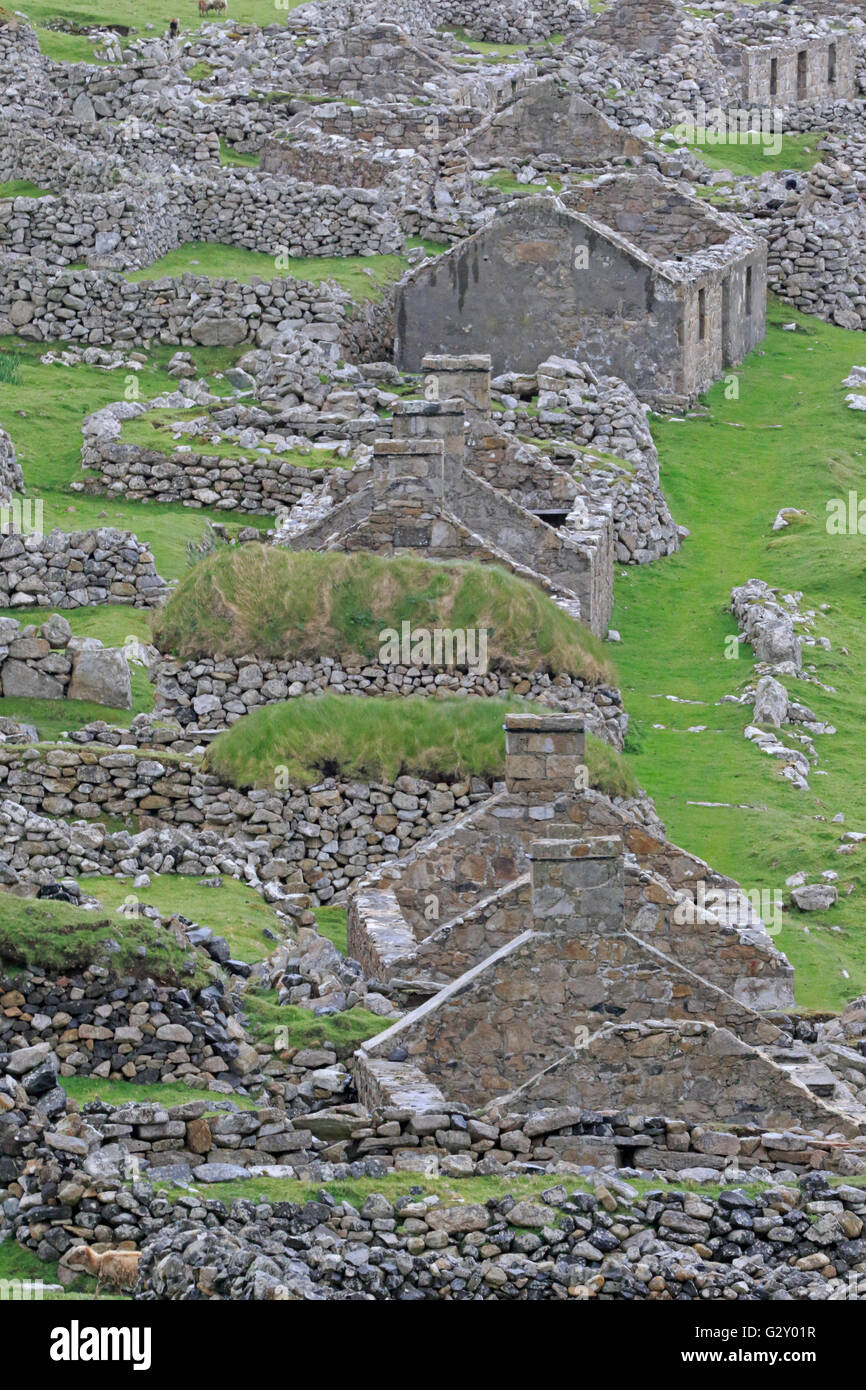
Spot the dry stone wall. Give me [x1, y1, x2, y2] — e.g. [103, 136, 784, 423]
[0, 527, 165, 610]
[0, 253, 355, 351]
[0, 755, 493, 904]
[0, 175, 399, 271]
[0, 972, 250, 1091]
[152, 654, 628, 744]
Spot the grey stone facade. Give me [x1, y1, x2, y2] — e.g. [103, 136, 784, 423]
[342, 713, 866, 1131]
[396, 173, 767, 403]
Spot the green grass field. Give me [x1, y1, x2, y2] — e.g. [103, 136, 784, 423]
[0, 337, 273, 578]
[0, 892, 210, 987]
[83, 872, 291, 964]
[241, 988, 389, 1055]
[60, 1075, 262, 1109]
[670, 130, 826, 176]
[204, 694, 637, 792]
[0, 179, 52, 198]
[14, 0, 315, 64]
[314, 905, 348, 954]
[483, 170, 563, 196]
[126, 241, 445, 303]
[614, 298, 866, 1010]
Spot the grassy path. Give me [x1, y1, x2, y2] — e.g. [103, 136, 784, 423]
[614, 298, 866, 1010]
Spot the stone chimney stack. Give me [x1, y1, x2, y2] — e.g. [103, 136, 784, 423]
[504, 712, 586, 795]
[529, 833, 624, 936]
[421, 353, 492, 418]
[372, 438, 445, 503]
[391, 398, 466, 477]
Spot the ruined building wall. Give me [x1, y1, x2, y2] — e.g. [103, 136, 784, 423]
[736, 36, 856, 105]
[396, 198, 688, 397]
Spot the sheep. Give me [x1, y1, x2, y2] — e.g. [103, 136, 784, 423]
[65, 1245, 142, 1293]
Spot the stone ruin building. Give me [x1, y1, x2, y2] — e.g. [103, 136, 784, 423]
[725, 32, 856, 106]
[456, 74, 650, 169]
[396, 172, 767, 403]
[279, 353, 614, 637]
[582, 0, 857, 105]
[352, 713, 866, 1141]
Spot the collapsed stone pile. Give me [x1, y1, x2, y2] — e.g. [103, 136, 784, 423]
[0, 426, 23, 501]
[737, 162, 866, 332]
[0, 977, 253, 1092]
[729, 579, 835, 791]
[491, 356, 682, 564]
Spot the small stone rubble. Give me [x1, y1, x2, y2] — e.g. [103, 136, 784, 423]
[729, 580, 836, 791]
[0, 426, 22, 501]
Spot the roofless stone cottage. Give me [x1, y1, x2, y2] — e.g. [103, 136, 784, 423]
[396, 172, 767, 403]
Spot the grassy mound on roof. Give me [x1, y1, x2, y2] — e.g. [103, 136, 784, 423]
[0, 893, 210, 988]
[152, 547, 616, 683]
[203, 694, 638, 795]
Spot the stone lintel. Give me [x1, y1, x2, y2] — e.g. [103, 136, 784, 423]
[529, 834, 623, 861]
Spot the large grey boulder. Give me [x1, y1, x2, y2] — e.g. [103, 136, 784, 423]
[3, 1041, 52, 1075]
[730, 580, 802, 670]
[71, 91, 96, 124]
[0, 715, 38, 741]
[791, 883, 838, 912]
[190, 316, 247, 347]
[756, 617, 801, 668]
[0, 426, 22, 500]
[753, 675, 788, 728]
[40, 613, 73, 648]
[1, 659, 64, 700]
[68, 647, 132, 709]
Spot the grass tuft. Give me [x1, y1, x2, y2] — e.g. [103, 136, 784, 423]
[0, 892, 210, 988]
